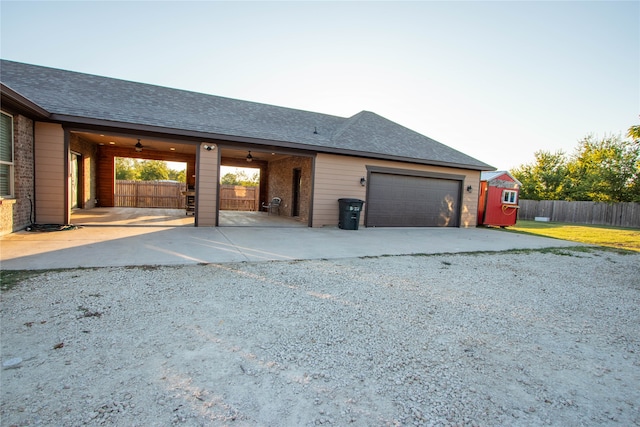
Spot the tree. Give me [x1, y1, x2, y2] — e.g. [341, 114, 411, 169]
[221, 172, 240, 185]
[236, 170, 259, 186]
[115, 157, 138, 180]
[511, 150, 569, 200]
[137, 160, 169, 181]
[116, 158, 185, 182]
[220, 170, 259, 186]
[628, 124, 640, 144]
[567, 135, 640, 202]
[168, 168, 186, 182]
[512, 132, 640, 203]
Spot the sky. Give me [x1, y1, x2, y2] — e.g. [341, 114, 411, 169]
[1, 1, 638, 172]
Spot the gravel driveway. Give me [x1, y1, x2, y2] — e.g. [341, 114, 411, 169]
[1, 248, 639, 426]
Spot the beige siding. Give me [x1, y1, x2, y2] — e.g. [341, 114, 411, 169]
[195, 143, 219, 226]
[34, 123, 66, 224]
[313, 154, 367, 227]
[461, 173, 481, 228]
[312, 153, 481, 228]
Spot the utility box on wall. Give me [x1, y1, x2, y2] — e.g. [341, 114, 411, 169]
[477, 171, 521, 227]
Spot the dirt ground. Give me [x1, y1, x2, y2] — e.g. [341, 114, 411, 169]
[1, 248, 639, 426]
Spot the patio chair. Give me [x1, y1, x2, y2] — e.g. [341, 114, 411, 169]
[262, 197, 282, 216]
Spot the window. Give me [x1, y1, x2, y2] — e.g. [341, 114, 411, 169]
[0, 112, 14, 197]
[502, 190, 518, 204]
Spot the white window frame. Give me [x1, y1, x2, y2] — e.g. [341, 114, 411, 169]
[502, 189, 518, 205]
[0, 111, 14, 198]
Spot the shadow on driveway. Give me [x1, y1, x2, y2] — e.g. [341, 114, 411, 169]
[1, 223, 583, 270]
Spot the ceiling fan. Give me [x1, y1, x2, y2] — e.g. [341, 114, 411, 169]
[133, 139, 160, 152]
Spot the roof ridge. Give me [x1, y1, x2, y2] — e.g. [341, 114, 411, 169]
[331, 110, 372, 141]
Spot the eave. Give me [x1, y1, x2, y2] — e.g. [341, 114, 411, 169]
[0, 83, 51, 119]
[52, 113, 496, 172]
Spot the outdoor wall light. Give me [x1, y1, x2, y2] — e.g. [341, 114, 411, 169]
[467, 185, 473, 193]
[360, 177, 367, 186]
[203, 144, 216, 151]
[246, 151, 253, 162]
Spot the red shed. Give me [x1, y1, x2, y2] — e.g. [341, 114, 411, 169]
[477, 171, 522, 227]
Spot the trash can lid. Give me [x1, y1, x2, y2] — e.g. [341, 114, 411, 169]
[338, 198, 364, 203]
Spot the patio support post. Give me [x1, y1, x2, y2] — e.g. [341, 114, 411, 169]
[195, 142, 219, 226]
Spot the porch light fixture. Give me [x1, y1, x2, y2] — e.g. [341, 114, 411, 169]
[203, 144, 215, 151]
[360, 177, 366, 186]
[466, 185, 473, 193]
[246, 151, 253, 162]
[135, 139, 143, 152]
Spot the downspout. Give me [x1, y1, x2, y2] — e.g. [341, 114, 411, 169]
[194, 146, 200, 227]
[215, 147, 221, 227]
[481, 182, 489, 226]
[30, 119, 36, 224]
[309, 155, 316, 227]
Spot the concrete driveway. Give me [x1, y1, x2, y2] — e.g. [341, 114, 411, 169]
[1, 208, 582, 270]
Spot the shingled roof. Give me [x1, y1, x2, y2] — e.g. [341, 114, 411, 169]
[0, 59, 493, 170]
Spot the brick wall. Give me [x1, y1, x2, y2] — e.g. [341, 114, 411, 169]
[0, 114, 35, 235]
[267, 156, 312, 222]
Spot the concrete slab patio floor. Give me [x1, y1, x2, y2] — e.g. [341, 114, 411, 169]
[1, 208, 583, 270]
[69, 207, 307, 228]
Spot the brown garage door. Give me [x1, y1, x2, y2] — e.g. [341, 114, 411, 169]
[366, 172, 461, 227]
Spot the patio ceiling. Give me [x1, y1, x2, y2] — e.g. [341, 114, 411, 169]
[72, 131, 293, 162]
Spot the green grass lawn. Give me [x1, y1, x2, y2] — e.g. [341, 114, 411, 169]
[504, 220, 640, 252]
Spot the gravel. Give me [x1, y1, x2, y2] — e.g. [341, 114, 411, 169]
[1, 248, 639, 426]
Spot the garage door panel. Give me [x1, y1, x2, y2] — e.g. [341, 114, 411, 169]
[367, 173, 460, 227]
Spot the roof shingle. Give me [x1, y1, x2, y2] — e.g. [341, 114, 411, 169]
[0, 59, 493, 170]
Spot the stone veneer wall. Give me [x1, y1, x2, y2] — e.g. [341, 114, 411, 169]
[267, 156, 312, 222]
[0, 114, 35, 235]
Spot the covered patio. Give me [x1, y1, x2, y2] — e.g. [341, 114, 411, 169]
[70, 207, 307, 228]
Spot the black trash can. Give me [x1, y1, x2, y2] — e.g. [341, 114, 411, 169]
[338, 198, 365, 230]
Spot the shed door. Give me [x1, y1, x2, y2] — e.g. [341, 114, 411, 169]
[366, 172, 461, 227]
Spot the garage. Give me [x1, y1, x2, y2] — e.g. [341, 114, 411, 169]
[2, 60, 493, 234]
[366, 168, 463, 227]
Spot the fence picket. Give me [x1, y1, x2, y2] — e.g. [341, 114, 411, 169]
[518, 200, 640, 228]
[115, 181, 187, 208]
[114, 182, 261, 210]
[219, 185, 259, 211]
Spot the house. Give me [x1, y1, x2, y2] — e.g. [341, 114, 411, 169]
[0, 59, 494, 235]
[477, 171, 521, 227]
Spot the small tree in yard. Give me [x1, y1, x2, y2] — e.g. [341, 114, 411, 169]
[116, 157, 138, 180]
[137, 160, 170, 181]
[511, 150, 569, 200]
[220, 170, 259, 186]
[567, 135, 640, 202]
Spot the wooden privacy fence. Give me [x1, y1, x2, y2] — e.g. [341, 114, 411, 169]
[220, 185, 259, 211]
[115, 180, 186, 208]
[115, 182, 260, 210]
[518, 200, 640, 228]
